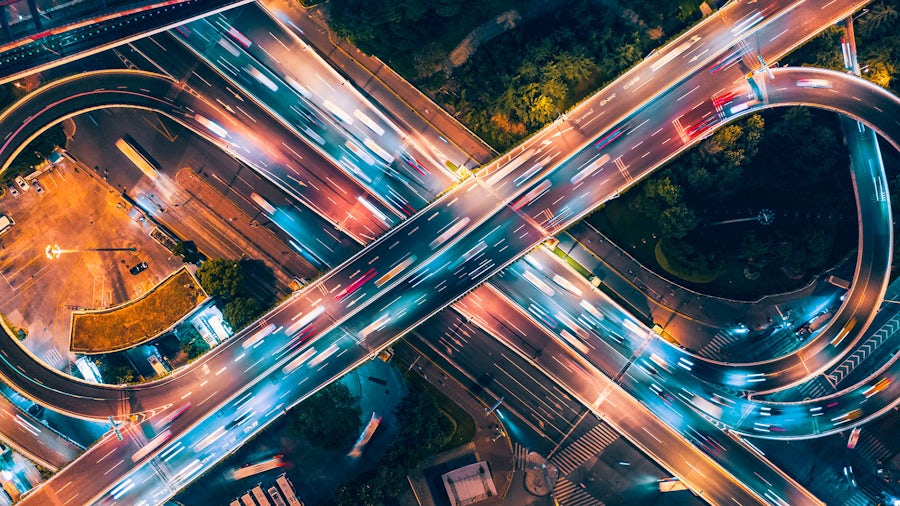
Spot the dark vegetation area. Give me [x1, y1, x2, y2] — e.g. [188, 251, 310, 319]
[591, 107, 856, 296]
[325, 0, 702, 150]
[288, 382, 363, 451]
[196, 258, 276, 330]
[330, 377, 455, 506]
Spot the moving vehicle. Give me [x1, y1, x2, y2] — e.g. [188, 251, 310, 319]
[115, 137, 159, 180]
[195, 114, 229, 139]
[594, 128, 624, 150]
[831, 319, 857, 346]
[131, 429, 172, 462]
[243, 323, 278, 349]
[225, 411, 254, 430]
[334, 269, 377, 302]
[511, 180, 552, 211]
[429, 217, 471, 250]
[847, 427, 861, 449]
[796, 78, 832, 89]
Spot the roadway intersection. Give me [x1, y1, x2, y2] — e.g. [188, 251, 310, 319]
[1, 0, 899, 505]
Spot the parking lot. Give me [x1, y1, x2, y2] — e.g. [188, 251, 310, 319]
[0, 158, 183, 371]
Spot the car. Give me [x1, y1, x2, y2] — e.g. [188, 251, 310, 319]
[6, 181, 18, 197]
[796, 78, 832, 89]
[14, 175, 29, 191]
[32, 180, 44, 194]
[129, 262, 148, 275]
[847, 427, 861, 449]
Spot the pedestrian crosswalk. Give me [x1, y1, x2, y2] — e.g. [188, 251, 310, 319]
[513, 442, 529, 470]
[786, 376, 832, 400]
[549, 423, 619, 476]
[42, 348, 66, 369]
[699, 327, 805, 362]
[860, 480, 883, 505]
[856, 432, 892, 464]
[698, 329, 739, 359]
[844, 490, 874, 506]
[553, 477, 603, 506]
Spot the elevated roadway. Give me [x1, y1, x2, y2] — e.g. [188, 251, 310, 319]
[0, 0, 253, 84]
[2, 0, 896, 503]
[8, 58, 894, 506]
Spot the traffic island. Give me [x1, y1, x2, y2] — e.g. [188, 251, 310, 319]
[70, 267, 207, 353]
[523, 454, 557, 497]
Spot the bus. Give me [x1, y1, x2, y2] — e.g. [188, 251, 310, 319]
[252, 485, 272, 506]
[277, 474, 303, 505]
[348, 413, 382, 457]
[231, 455, 285, 480]
[689, 395, 723, 419]
[115, 136, 159, 180]
[131, 429, 172, 462]
[832, 319, 857, 346]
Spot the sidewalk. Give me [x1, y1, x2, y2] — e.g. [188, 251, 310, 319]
[392, 348, 537, 506]
[259, 0, 497, 170]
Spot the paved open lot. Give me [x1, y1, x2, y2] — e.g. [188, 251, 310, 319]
[0, 155, 182, 371]
[0, 108, 315, 374]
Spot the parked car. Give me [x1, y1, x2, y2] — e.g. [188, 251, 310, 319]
[32, 180, 44, 194]
[6, 181, 18, 197]
[14, 175, 29, 191]
[129, 262, 148, 275]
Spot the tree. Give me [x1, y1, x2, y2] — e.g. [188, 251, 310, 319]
[171, 241, 201, 264]
[181, 337, 209, 360]
[863, 57, 895, 88]
[196, 259, 244, 299]
[392, 386, 453, 461]
[434, 0, 461, 17]
[330, 379, 455, 504]
[860, 1, 898, 36]
[632, 175, 683, 218]
[288, 382, 361, 451]
[658, 205, 698, 240]
[800, 228, 832, 270]
[223, 297, 263, 330]
[97, 362, 135, 384]
[740, 231, 769, 268]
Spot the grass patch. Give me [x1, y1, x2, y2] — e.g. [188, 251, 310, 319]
[403, 369, 476, 451]
[552, 247, 593, 278]
[71, 268, 207, 353]
[654, 241, 718, 283]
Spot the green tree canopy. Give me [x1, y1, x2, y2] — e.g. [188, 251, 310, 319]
[196, 259, 244, 299]
[223, 297, 263, 330]
[288, 382, 361, 451]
